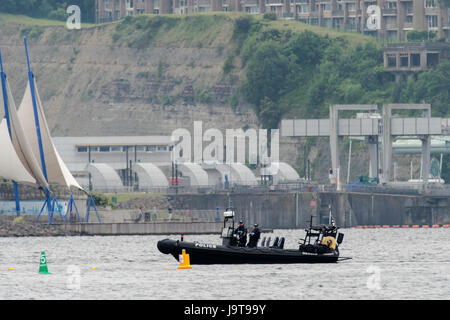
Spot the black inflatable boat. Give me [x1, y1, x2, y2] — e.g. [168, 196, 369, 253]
[157, 208, 346, 264]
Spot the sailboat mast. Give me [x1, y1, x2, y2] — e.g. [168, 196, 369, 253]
[24, 37, 54, 223]
[24, 37, 48, 181]
[0, 49, 21, 216]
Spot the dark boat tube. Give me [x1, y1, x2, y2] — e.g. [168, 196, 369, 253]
[157, 238, 339, 264]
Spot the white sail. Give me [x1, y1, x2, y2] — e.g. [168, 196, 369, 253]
[18, 80, 83, 190]
[0, 119, 36, 184]
[5, 79, 49, 188]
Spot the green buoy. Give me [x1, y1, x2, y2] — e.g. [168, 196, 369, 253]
[39, 251, 51, 274]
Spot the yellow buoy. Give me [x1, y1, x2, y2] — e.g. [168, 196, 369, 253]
[177, 249, 192, 269]
[8, 267, 14, 271]
[164, 266, 169, 270]
[91, 266, 97, 270]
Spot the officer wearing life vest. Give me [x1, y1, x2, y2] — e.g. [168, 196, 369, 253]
[234, 220, 248, 247]
[247, 223, 261, 248]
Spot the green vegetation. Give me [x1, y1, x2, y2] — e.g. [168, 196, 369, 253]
[0, 0, 95, 23]
[223, 55, 234, 75]
[230, 15, 450, 129]
[112, 14, 232, 48]
[90, 191, 109, 207]
[263, 12, 277, 21]
[407, 30, 437, 42]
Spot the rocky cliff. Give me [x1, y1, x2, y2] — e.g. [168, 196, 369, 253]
[1, 13, 415, 183]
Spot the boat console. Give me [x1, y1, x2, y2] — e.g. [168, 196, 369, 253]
[221, 208, 237, 246]
[299, 216, 344, 254]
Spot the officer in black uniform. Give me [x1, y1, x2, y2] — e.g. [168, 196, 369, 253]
[234, 220, 248, 247]
[247, 223, 261, 248]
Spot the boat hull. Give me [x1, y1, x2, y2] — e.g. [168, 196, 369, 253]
[157, 239, 339, 264]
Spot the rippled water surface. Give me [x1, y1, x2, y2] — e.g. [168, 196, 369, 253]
[0, 228, 449, 300]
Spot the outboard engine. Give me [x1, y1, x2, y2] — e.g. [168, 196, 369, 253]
[278, 237, 285, 249]
[261, 237, 266, 247]
[265, 237, 271, 247]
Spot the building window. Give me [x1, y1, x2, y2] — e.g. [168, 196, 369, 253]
[90, 146, 99, 152]
[126, 0, 134, 9]
[410, 53, 420, 67]
[427, 53, 440, 67]
[406, 15, 413, 23]
[400, 54, 408, 67]
[387, 54, 397, 67]
[425, 0, 436, 8]
[427, 15, 438, 29]
[77, 146, 88, 152]
[245, 6, 259, 14]
[322, 3, 331, 11]
[297, 4, 308, 13]
[111, 146, 121, 152]
[147, 145, 157, 151]
[157, 146, 167, 151]
[136, 146, 146, 152]
[405, 2, 413, 14]
[99, 146, 110, 152]
[387, 1, 396, 9]
[347, 3, 356, 11]
[105, 0, 109, 9]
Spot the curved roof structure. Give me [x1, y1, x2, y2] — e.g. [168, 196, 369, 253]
[135, 163, 169, 188]
[260, 162, 300, 182]
[86, 163, 124, 192]
[179, 162, 210, 186]
[216, 163, 257, 186]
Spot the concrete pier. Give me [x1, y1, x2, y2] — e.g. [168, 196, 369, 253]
[172, 191, 450, 228]
[62, 221, 224, 236]
[60, 222, 273, 236]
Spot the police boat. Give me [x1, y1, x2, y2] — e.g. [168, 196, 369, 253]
[157, 208, 346, 264]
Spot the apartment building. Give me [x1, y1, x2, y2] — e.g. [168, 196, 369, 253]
[383, 41, 449, 80]
[95, 0, 450, 40]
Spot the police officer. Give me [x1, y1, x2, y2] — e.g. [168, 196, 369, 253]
[247, 223, 261, 248]
[234, 220, 248, 247]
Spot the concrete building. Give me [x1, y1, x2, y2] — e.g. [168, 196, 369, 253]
[384, 41, 449, 80]
[52, 136, 174, 191]
[95, 0, 450, 40]
[52, 135, 301, 192]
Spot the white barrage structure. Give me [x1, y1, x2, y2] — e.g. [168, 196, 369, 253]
[281, 104, 450, 186]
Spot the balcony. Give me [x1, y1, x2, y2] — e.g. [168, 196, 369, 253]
[266, 0, 283, 5]
[403, 22, 413, 29]
[385, 22, 398, 29]
[332, 9, 344, 16]
[382, 8, 397, 15]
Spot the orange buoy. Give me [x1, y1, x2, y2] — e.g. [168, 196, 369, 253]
[178, 249, 192, 269]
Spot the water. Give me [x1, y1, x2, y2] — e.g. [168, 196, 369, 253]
[0, 228, 449, 300]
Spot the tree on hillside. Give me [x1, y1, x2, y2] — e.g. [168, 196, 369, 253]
[244, 42, 289, 110]
[412, 61, 450, 116]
